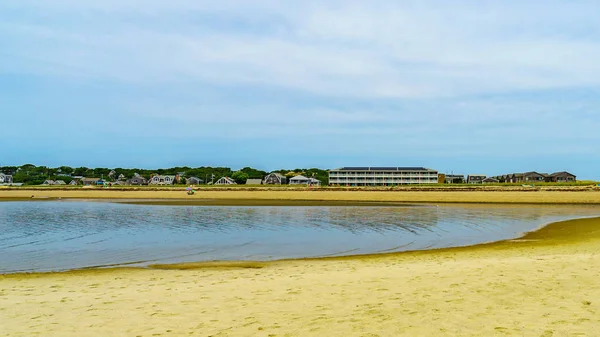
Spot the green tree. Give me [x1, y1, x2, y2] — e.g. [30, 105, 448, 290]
[231, 171, 249, 184]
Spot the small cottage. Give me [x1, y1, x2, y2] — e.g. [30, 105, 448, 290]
[467, 175, 486, 184]
[214, 177, 236, 185]
[289, 175, 321, 186]
[263, 173, 287, 185]
[187, 177, 203, 185]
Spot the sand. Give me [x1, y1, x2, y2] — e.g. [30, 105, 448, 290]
[2, 216, 600, 336]
[2, 188, 600, 204]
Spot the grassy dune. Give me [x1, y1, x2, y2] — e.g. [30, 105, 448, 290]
[1, 216, 600, 336]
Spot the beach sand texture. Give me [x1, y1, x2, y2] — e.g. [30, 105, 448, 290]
[2, 188, 600, 204]
[1, 217, 600, 336]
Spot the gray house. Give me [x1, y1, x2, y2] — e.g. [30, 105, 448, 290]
[187, 177, 203, 185]
[245, 178, 263, 185]
[548, 172, 576, 183]
[81, 178, 101, 186]
[444, 174, 465, 184]
[522, 172, 546, 182]
[149, 175, 176, 185]
[482, 177, 499, 184]
[263, 173, 287, 185]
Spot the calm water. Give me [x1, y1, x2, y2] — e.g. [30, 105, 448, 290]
[1, 201, 599, 273]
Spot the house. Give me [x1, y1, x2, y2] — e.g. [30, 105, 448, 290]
[127, 176, 148, 185]
[263, 173, 288, 185]
[69, 179, 80, 185]
[289, 175, 321, 185]
[42, 180, 55, 185]
[187, 177, 203, 185]
[329, 167, 439, 186]
[54, 180, 66, 185]
[0, 173, 13, 184]
[482, 177, 499, 184]
[522, 172, 546, 182]
[149, 175, 176, 185]
[118, 174, 126, 181]
[466, 175, 486, 184]
[81, 178, 101, 186]
[108, 170, 116, 178]
[245, 178, 263, 185]
[214, 176, 236, 185]
[444, 174, 465, 184]
[548, 172, 576, 183]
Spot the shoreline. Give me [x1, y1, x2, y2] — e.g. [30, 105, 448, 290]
[2, 188, 600, 204]
[2, 217, 600, 335]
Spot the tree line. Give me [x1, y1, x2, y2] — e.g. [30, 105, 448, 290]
[0, 164, 330, 185]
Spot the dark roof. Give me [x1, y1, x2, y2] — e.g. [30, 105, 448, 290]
[334, 167, 435, 171]
[550, 171, 576, 177]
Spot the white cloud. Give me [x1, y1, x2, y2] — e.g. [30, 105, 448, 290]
[2, 1, 600, 98]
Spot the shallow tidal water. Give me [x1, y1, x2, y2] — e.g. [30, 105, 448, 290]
[1, 201, 599, 273]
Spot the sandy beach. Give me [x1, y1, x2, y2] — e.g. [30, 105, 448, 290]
[2, 188, 600, 204]
[1, 214, 600, 336]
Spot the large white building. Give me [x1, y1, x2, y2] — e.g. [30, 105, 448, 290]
[328, 167, 438, 186]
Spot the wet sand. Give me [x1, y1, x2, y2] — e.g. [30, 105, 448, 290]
[1, 217, 600, 336]
[2, 188, 600, 204]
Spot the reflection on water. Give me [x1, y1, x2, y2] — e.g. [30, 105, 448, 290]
[0, 201, 599, 273]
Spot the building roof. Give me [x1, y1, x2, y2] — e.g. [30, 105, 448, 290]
[266, 172, 286, 178]
[215, 176, 236, 184]
[290, 175, 309, 181]
[332, 167, 436, 172]
[246, 178, 263, 185]
[550, 171, 576, 177]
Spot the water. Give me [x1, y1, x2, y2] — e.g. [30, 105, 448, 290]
[1, 201, 599, 273]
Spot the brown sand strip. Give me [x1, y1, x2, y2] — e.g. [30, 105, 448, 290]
[2, 189, 600, 204]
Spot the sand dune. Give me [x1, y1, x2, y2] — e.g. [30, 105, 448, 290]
[1, 217, 600, 336]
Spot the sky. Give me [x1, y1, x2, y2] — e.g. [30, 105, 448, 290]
[1, 1, 599, 179]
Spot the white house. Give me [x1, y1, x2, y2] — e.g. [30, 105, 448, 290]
[214, 176, 237, 185]
[149, 175, 176, 185]
[289, 175, 321, 186]
[0, 173, 13, 184]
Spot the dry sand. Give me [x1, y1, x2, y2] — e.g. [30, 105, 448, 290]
[2, 188, 600, 204]
[1, 216, 600, 336]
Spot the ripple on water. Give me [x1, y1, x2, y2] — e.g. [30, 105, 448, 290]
[0, 201, 599, 273]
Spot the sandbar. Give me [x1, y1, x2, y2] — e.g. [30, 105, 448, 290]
[1, 216, 600, 336]
[2, 188, 600, 204]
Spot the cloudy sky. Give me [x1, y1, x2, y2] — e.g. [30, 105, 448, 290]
[1, 1, 599, 178]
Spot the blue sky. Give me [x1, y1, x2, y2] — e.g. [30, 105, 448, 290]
[1, 1, 599, 179]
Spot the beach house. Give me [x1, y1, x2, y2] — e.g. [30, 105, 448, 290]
[466, 175, 487, 184]
[548, 172, 576, 182]
[149, 175, 176, 185]
[214, 176, 236, 185]
[0, 173, 13, 184]
[263, 173, 287, 185]
[289, 175, 321, 186]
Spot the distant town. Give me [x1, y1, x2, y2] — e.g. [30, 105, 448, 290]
[0, 164, 578, 187]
